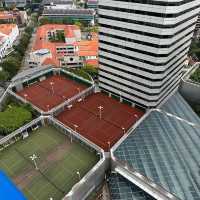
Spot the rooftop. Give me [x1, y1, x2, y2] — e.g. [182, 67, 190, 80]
[16, 74, 88, 111]
[0, 125, 98, 200]
[32, 24, 98, 67]
[57, 92, 144, 151]
[113, 93, 200, 200]
[109, 173, 155, 200]
[42, 0, 73, 5]
[32, 24, 80, 67]
[78, 39, 98, 57]
[0, 24, 17, 36]
[43, 8, 95, 16]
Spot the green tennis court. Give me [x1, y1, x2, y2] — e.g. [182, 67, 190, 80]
[0, 126, 98, 200]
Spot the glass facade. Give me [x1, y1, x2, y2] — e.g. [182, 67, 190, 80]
[109, 173, 155, 200]
[114, 93, 200, 200]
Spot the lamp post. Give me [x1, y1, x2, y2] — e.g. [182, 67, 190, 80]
[77, 171, 81, 180]
[107, 141, 111, 150]
[24, 94, 28, 103]
[50, 81, 54, 95]
[47, 104, 50, 112]
[119, 92, 122, 102]
[122, 127, 126, 134]
[70, 130, 73, 143]
[73, 124, 78, 132]
[98, 106, 103, 120]
[97, 152, 102, 159]
[30, 154, 38, 170]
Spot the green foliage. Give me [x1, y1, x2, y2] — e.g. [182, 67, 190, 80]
[1, 57, 21, 78]
[84, 25, 99, 33]
[0, 12, 38, 80]
[189, 40, 200, 60]
[190, 68, 200, 83]
[49, 30, 65, 42]
[39, 16, 89, 27]
[0, 70, 9, 81]
[68, 65, 98, 81]
[83, 64, 98, 78]
[69, 68, 91, 81]
[24, 26, 34, 34]
[0, 105, 32, 135]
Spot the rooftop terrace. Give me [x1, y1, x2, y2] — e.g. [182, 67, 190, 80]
[16, 74, 88, 111]
[57, 92, 144, 151]
[113, 93, 200, 200]
[0, 125, 98, 200]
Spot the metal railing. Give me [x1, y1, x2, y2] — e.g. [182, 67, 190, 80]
[7, 90, 43, 114]
[51, 85, 95, 115]
[48, 116, 102, 152]
[0, 117, 42, 146]
[63, 152, 107, 200]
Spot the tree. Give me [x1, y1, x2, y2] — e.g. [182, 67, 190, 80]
[0, 70, 9, 81]
[25, 26, 34, 34]
[83, 64, 98, 78]
[1, 57, 21, 77]
[74, 20, 83, 30]
[39, 16, 49, 25]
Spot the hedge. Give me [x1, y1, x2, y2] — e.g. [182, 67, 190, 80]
[0, 105, 32, 136]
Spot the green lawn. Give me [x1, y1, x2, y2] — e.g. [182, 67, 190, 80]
[0, 126, 98, 200]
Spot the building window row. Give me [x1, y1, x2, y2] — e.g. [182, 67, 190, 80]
[99, 76, 180, 104]
[99, 51, 187, 74]
[98, 12, 198, 29]
[99, 30, 193, 49]
[99, 21, 196, 39]
[99, 37, 191, 58]
[109, 0, 195, 7]
[99, 4, 200, 18]
[99, 45, 189, 66]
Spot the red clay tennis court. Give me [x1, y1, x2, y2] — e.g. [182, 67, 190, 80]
[57, 93, 144, 151]
[17, 75, 88, 111]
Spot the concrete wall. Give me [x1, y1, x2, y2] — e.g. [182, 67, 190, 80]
[180, 80, 200, 104]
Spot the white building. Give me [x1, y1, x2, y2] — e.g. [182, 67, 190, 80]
[42, 0, 76, 10]
[194, 12, 200, 39]
[0, 24, 19, 61]
[98, 0, 200, 108]
[4, 0, 27, 8]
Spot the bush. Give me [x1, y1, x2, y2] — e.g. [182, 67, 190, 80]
[83, 64, 98, 78]
[190, 68, 200, 83]
[69, 68, 91, 81]
[1, 57, 21, 78]
[0, 105, 32, 135]
[0, 70, 9, 81]
[189, 40, 200, 60]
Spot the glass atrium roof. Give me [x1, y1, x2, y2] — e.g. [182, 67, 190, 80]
[114, 93, 200, 200]
[109, 173, 155, 200]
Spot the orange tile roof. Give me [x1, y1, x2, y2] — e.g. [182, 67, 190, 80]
[78, 39, 98, 57]
[33, 24, 98, 67]
[0, 24, 17, 35]
[42, 57, 57, 66]
[85, 59, 99, 67]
